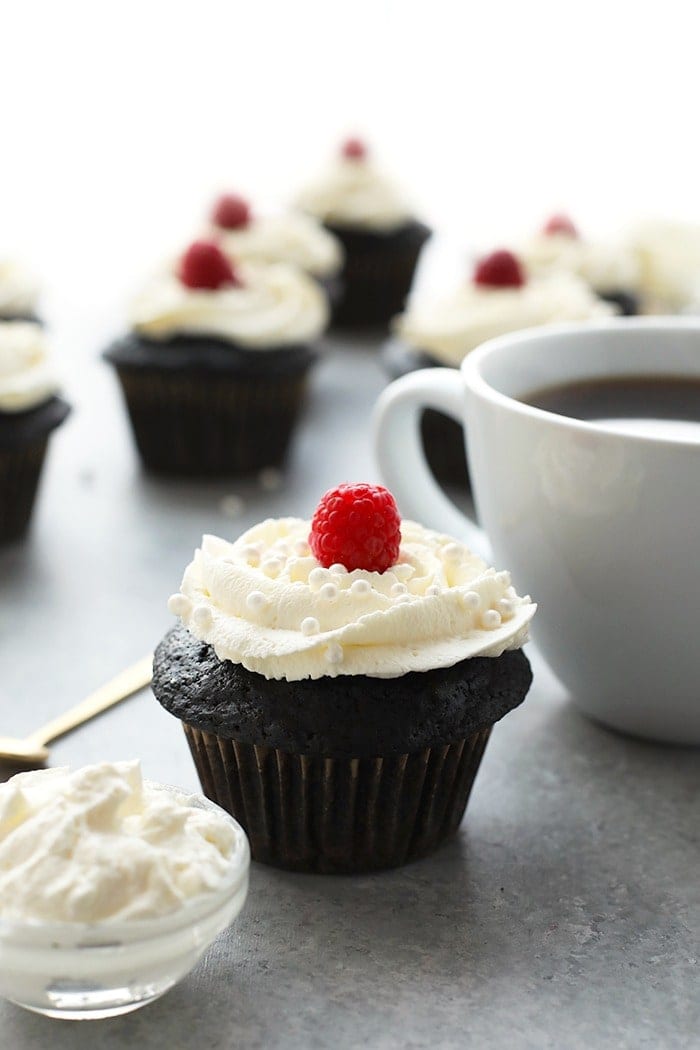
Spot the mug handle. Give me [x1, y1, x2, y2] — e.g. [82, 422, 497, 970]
[373, 368, 489, 559]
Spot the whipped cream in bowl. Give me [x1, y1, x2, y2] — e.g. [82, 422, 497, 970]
[0, 761, 249, 1019]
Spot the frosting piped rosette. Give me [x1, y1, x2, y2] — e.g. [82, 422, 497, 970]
[168, 517, 536, 681]
[0, 321, 59, 412]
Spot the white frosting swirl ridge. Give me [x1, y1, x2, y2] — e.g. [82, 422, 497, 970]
[215, 212, 343, 278]
[0, 321, 59, 412]
[130, 261, 329, 347]
[0, 761, 245, 923]
[628, 220, 700, 311]
[520, 233, 641, 295]
[296, 156, 414, 232]
[168, 518, 536, 681]
[394, 273, 613, 367]
[0, 259, 40, 318]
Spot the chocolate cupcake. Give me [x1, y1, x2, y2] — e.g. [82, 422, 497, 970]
[384, 249, 614, 487]
[0, 258, 41, 323]
[209, 193, 344, 308]
[152, 483, 536, 874]
[0, 322, 70, 542]
[104, 240, 328, 477]
[296, 138, 431, 330]
[520, 214, 641, 315]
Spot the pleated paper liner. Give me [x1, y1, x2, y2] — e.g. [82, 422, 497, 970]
[183, 723, 491, 874]
[113, 367, 310, 476]
[0, 439, 48, 542]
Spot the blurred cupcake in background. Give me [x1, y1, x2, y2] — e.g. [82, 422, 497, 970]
[209, 192, 344, 306]
[0, 258, 41, 323]
[520, 214, 641, 315]
[0, 321, 70, 542]
[104, 240, 328, 477]
[383, 249, 613, 487]
[296, 137, 431, 330]
[627, 219, 700, 314]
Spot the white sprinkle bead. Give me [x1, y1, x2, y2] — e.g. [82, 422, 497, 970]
[262, 558, 284, 578]
[443, 543, 462, 562]
[239, 545, 260, 566]
[498, 598, 515, 617]
[167, 593, 191, 617]
[393, 564, 413, 580]
[293, 539, 310, 556]
[350, 579, 371, 595]
[319, 583, 339, 601]
[463, 591, 481, 610]
[246, 591, 268, 612]
[301, 616, 320, 636]
[329, 563, 348, 575]
[482, 609, 502, 629]
[326, 642, 344, 665]
[309, 567, 329, 588]
[426, 584, 441, 597]
[391, 582, 408, 597]
[193, 604, 212, 627]
[394, 593, 411, 604]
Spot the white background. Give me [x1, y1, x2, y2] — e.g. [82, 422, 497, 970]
[2, 0, 698, 331]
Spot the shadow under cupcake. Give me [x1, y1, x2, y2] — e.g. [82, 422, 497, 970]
[152, 483, 536, 874]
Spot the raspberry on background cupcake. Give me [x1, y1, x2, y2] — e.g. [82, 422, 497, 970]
[103, 239, 329, 477]
[383, 248, 613, 487]
[152, 482, 536, 874]
[0, 258, 41, 323]
[296, 137, 431, 330]
[0, 321, 70, 542]
[209, 192, 344, 305]
[520, 213, 641, 315]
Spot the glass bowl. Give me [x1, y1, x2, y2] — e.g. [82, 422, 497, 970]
[0, 783, 250, 1020]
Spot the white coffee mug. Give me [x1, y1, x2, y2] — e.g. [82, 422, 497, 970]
[374, 318, 700, 745]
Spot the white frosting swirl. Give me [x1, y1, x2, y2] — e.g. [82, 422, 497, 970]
[0, 321, 58, 412]
[215, 212, 343, 278]
[168, 518, 535, 681]
[628, 220, 700, 311]
[0, 259, 39, 318]
[130, 261, 329, 347]
[0, 761, 244, 923]
[521, 233, 640, 295]
[296, 156, 414, 232]
[394, 273, 613, 367]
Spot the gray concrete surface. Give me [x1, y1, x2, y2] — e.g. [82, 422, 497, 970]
[0, 338, 697, 1049]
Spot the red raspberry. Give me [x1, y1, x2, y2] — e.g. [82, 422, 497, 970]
[211, 193, 252, 230]
[341, 136, 368, 161]
[543, 213, 579, 238]
[309, 483, 402, 573]
[473, 249, 526, 289]
[178, 240, 242, 291]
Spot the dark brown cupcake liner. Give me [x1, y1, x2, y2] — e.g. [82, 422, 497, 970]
[182, 723, 491, 874]
[112, 366, 311, 477]
[0, 439, 48, 542]
[326, 221, 431, 330]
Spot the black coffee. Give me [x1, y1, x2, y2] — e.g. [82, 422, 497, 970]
[522, 375, 700, 436]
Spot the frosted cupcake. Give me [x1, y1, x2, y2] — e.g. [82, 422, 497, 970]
[152, 482, 536, 873]
[0, 322, 70, 541]
[383, 249, 613, 486]
[104, 240, 328, 477]
[627, 219, 700, 313]
[0, 259, 41, 323]
[296, 138, 431, 329]
[209, 193, 343, 304]
[520, 214, 641, 315]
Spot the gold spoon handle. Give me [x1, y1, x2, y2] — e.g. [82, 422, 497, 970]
[27, 655, 153, 748]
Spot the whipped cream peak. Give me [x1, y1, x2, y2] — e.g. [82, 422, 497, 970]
[130, 260, 329, 347]
[168, 518, 535, 681]
[214, 210, 343, 279]
[296, 152, 414, 232]
[394, 271, 613, 367]
[0, 761, 246, 923]
[0, 321, 59, 412]
[0, 259, 40, 318]
[521, 228, 640, 296]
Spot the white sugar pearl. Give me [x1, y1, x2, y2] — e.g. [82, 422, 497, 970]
[391, 582, 408, 597]
[350, 579, 371, 595]
[193, 604, 212, 627]
[309, 567, 328, 588]
[293, 539, 310, 556]
[394, 593, 411, 604]
[329, 563, 348, 575]
[426, 584, 441, 597]
[463, 591, 481, 610]
[301, 617, 320, 636]
[239, 545, 260, 565]
[326, 642, 344, 665]
[498, 598, 514, 617]
[443, 543, 462, 562]
[246, 591, 267, 612]
[320, 583, 338, 601]
[262, 558, 284, 577]
[168, 593, 191, 617]
[482, 610, 502, 629]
